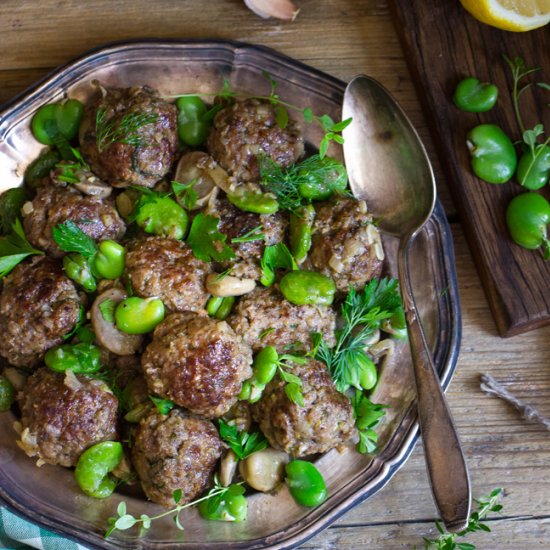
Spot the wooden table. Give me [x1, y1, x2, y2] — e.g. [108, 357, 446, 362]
[2, 1, 550, 548]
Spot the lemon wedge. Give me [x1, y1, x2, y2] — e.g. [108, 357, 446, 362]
[459, 0, 550, 31]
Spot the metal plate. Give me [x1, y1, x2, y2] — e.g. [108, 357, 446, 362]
[0, 39, 461, 549]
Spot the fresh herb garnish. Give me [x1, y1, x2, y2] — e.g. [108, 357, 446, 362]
[276, 353, 308, 406]
[231, 225, 265, 244]
[98, 299, 116, 324]
[95, 108, 158, 152]
[351, 390, 388, 454]
[106, 476, 239, 537]
[218, 420, 267, 460]
[171, 180, 198, 210]
[0, 219, 44, 279]
[54, 147, 91, 184]
[260, 242, 298, 286]
[422, 488, 504, 549]
[149, 396, 175, 415]
[52, 220, 97, 258]
[186, 213, 236, 262]
[312, 278, 402, 393]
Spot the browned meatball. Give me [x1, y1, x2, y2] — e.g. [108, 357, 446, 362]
[125, 237, 210, 313]
[252, 359, 356, 457]
[17, 368, 119, 467]
[227, 286, 336, 353]
[0, 257, 81, 367]
[308, 198, 384, 292]
[207, 98, 304, 182]
[79, 86, 178, 188]
[142, 313, 252, 418]
[23, 186, 125, 257]
[132, 409, 223, 506]
[207, 196, 287, 279]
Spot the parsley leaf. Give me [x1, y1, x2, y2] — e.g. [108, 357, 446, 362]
[149, 396, 175, 415]
[218, 420, 267, 460]
[52, 220, 97, 258]
[351, 390, 388, 454]
[0, 219, 44, 279]
[260, 243, 298, 286]
[186, 213, 236, 262]
[171, 180, 198, 210]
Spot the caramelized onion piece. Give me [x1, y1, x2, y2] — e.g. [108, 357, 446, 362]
[244, 0, 299, 20]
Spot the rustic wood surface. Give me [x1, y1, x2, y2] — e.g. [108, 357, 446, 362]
[389, 0, 550, 337]
[1, 1, 550, 548]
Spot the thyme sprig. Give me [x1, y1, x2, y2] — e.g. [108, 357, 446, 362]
[95, 108, 158, 152]
[422, 488, 504, 549]
[106, 476, 239, 537]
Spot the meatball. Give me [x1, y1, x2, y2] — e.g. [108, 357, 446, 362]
[79, 86, 178, 188]
[132, 409, 223, 506]
[252, 359, 356, 457]
[142, 313, 253, 418]
[207, 196, 287, 279]
[125, 237, 211, 313]
[227, 286, 336, 353]
[23, 185, 125, 257]
[308, 198, 384, 292]
[17, 368, 119, 467]
[207, 98, 304, 182]
[0, 257, 81, 367]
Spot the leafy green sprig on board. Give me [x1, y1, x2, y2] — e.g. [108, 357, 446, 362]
[421, 488, 504, 550]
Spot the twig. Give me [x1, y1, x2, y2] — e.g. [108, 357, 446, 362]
[480, 373, 550, 431]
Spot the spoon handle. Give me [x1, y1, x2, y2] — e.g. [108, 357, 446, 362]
[398, 238, 471, 533]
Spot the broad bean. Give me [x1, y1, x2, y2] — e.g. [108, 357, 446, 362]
[115, 297, 165, 334]
[44, 342, 102, 374]
[198, 483, 247, 522]
[517, 144, 550, 191]
[285, 460, 327, 507]
[227, 188, 279, 215]
[279, 270, 336, 306]
[0, 376, 15, 412]
[93, 240, 126, 280]
[289, 205, 315, 262]
[63, 253, 97, 293]
[453, 77, 498, 112]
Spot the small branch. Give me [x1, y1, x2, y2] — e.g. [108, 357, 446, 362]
[480, 373, 550, 431]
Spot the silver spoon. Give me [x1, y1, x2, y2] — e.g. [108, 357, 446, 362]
[342, 74, 471, 532]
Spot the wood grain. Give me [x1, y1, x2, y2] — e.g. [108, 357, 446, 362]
[1, 1, 550, 548]
[389, 0, 550, 337]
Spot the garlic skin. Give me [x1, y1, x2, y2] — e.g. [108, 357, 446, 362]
[244, 0, 299, 21]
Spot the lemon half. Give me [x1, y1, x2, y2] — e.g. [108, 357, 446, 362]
[460, 0, 550, 31]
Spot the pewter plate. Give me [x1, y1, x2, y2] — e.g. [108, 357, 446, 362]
[0, 40, 461, 549]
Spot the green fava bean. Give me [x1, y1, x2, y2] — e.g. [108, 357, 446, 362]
[285, 460, 327, 507]
[176, 95, 209, 147]
[227, 189, 279, 215]
[63, 253, 97, 293]
[289, 205, 315, 262]
[0, 187, 28, 235]
[279, 270, 336, 306]
[24, 149, 62, 189]
[207, 295, 224, 316]
[214, 296, 236, 320]
[253, 346, 279, 385]
[297, 156, 347, 200]
[238, 380, 252, 401]
[93, 240, 126, 279]
[517, 144, 550, 191]
[453, 77, 499, 113]
[75, 441, 123, 499]
[466, 124, 517, 184]
[135, 195, 189, 240]
[506, 192, 550, 258]
[0, 376, 16, 412]
[115, 297, 165, 334]
[357, 354, 377, 391]
[198, 484, 247, 522]
[44, 342, 102, 374]
[31, 99, 84, 145]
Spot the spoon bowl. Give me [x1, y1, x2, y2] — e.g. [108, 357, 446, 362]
[343, 74, 471, 532]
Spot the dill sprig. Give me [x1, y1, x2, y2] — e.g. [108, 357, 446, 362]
[95, 108, 158, 152]
[312, 278, 402, 394]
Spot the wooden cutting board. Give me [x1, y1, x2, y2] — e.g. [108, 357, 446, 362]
[388, 0, 550, 337]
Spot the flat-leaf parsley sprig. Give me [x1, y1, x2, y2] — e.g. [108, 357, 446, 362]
[218, 420, 267, 460]
[0, 219, 44, 280]
[313, 278, 403, 393]
[422, 488, 504, 549]
[352, 390, 389, 454]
